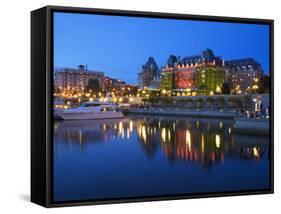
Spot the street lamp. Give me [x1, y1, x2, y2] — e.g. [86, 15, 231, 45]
[252, 85, 259, 94]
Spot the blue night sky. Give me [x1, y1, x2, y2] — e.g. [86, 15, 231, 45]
[54, 12, 270, 84]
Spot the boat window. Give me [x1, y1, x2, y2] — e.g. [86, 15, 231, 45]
[81, 103, 101, 107]
[101, 107, 115, 112]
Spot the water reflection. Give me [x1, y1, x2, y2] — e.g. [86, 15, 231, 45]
[53, 115, 270, 201]
[54, 115, 269, 168]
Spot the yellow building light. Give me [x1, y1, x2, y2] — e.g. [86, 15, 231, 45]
[215, 134, 221, 148]
[253, 147, 260, 159]
[186, 129, 191, 151]
[161, 128, 166, 143]
[216, 86, 221, 93]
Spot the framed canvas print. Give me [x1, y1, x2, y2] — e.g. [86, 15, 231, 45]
[31, 6, 274, 207]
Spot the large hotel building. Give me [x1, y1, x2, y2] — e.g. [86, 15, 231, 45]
[161, 49, 225, 95]
[138, 49, 264, 95]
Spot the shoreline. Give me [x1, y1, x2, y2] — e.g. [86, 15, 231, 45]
[124, 108, 270, 135]
[54, 108, 270, 136]
[124, 108, 239, 119]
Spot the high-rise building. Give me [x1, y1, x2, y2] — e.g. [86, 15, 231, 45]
[138, 57, 160, 89]
[225, 58, 263, 94]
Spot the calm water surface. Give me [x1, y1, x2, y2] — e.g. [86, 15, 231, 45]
[53, 115, 270, 202]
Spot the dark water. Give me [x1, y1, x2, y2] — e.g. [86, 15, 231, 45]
[53, 115, 270, 202]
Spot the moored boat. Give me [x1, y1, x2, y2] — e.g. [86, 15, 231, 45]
[56, 102, 125, 120]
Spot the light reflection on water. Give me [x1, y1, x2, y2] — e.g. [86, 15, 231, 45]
[53, 115, 270, 202]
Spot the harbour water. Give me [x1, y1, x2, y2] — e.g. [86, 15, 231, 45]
[53, 115, 270, 202]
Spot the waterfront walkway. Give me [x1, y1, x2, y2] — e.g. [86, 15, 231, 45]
[124, 108, 270, 135]
[124, 108, 239, 119]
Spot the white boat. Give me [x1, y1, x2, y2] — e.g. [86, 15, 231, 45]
[56, 102, 125, 120]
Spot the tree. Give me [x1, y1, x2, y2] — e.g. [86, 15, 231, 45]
[221, 82, 230, 95]
[54, 87, 61, 94]
[85, 79, 101, 95]
[258, 75, 270, 94]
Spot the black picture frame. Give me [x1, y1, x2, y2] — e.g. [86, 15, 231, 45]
[31, 5, 274, 208]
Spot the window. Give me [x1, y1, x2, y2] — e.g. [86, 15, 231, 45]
[101, 107, 115, 112]
[81, 103, 101, 107]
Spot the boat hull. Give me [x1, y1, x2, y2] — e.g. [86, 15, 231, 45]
[58, 111, 125, 120]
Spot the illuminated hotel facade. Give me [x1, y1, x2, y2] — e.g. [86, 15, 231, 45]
[195, 59, 225, 95]
[161, 49, 225, 95]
